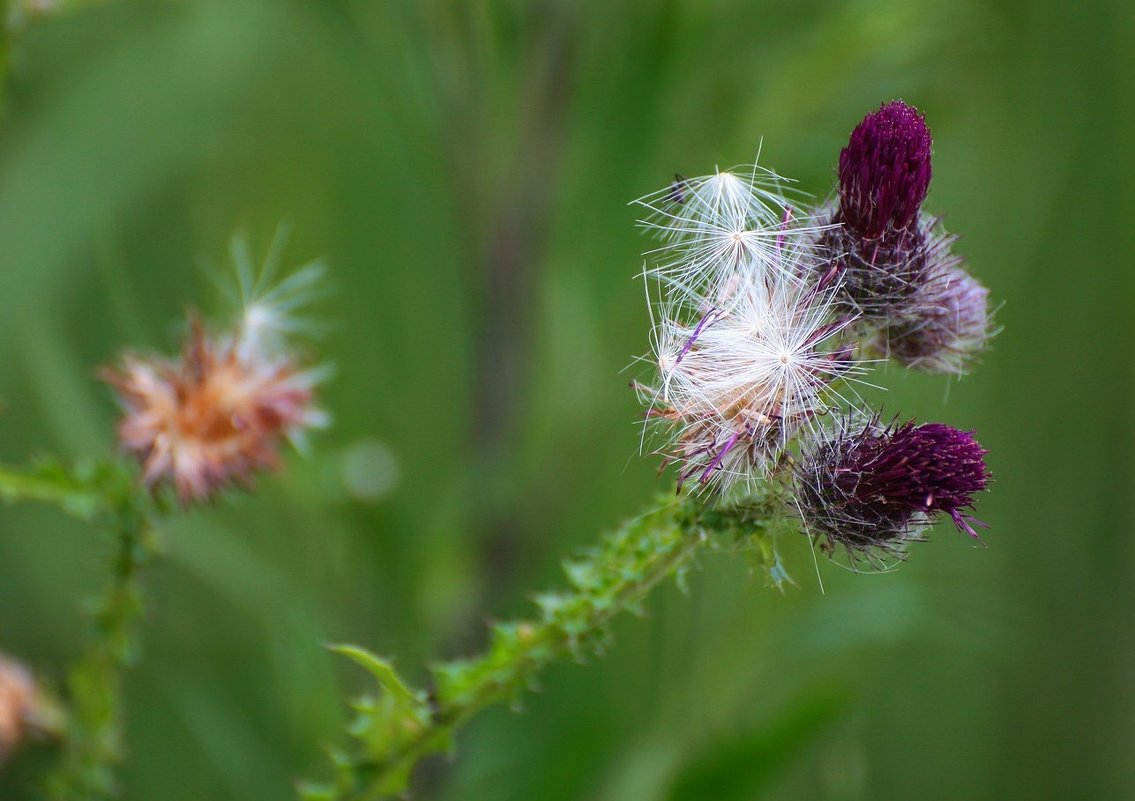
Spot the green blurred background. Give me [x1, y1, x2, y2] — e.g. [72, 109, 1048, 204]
[0, 0, 1131, 799]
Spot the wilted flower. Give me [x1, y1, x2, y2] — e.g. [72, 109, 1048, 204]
[0, 655, 43, 764]
[881, 259, 993, 375]
[103, 254, 327, 503]
[795, 417, 990, 561]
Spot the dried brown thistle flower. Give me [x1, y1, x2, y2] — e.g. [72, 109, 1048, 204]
[103, 253, 327, 503]
[0, 655, 43, 764]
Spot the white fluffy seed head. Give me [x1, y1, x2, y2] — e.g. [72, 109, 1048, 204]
[642, 261, 864, 495]
[633, 157, 873, 495]
[633, 164, 832, 302]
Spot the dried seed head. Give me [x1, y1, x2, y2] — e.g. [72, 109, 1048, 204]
[838, 100, 932, 238]
[104, 319, 325, 503]
[795, 417, 990, 561]
[642, 267, 862, 494]
[634, 163, 828, 300]
[103, 251, 328, 504]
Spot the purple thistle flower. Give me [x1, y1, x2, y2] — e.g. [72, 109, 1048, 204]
[838, 100, 933, 238]
[795, 417, 990, 560]
[819, 100, 937, 320]
[883, 261, 993, 375]
[820, 222, 934, 319]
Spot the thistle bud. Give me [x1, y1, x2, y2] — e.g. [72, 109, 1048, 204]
[795, 418, 990, 560]
[883, 261, 992, 375]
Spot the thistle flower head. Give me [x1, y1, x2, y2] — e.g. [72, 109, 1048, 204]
[816, 100, 939, 320]
[819, 215, 935, 319]
[882, 261, 993, 375]
[838, 100, 932, 238]
[795, 417, 990, 561]
[103, 245, 327, 504]
[643, 266, 861, 493]
[634, 163, 827, 300]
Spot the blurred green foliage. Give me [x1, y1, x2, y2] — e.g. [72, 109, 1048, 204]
[0, 0, 1130, 799]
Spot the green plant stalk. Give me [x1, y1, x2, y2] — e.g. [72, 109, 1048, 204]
[0, 458, 159, 799]
[374, 506, 700, 796]
[308, 490, 790, 801]
[47, 517, 157, 801]
[0, 465, 105, 512]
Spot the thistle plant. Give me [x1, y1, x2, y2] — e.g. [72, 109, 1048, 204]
[0, 102, 994, 800]
[0, 230, 326, 798]
[303, 100, 995, 799]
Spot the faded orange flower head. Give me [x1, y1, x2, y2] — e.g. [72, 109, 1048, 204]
[0, 655, 40, 763]
[103, 250, 327, 503]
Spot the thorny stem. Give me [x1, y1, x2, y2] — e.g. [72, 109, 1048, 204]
[391, 510, 698, 791]
[47, 518, 157, 801]
[308, 490, 791, 801]
[0, 459, 160, 800]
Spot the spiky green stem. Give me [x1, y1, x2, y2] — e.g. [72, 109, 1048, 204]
[303, 490, 793, 801]
[0, 458, 160, 800]
[45, 515, 158, 801]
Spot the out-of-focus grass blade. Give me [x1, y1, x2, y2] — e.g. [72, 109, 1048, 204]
[664, 686, 848, 801]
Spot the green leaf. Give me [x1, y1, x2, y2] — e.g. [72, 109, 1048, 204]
[328, 644, 419, 707]
[564, 559, 601, 591]
[295, 781, 336, 801]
